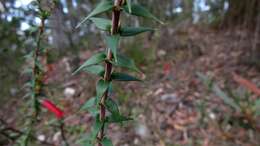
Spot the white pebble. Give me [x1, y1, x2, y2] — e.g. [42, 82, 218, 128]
[64, 87, 76, 98]
[37, 134, 46, 141]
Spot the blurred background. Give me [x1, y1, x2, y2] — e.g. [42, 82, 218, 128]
[0, 0, 259, 146]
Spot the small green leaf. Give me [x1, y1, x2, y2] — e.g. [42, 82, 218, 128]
[90, 17, 112, 31]
[111, 72, 141, 81]
[105, 98, 133, 123]
[212, 84, 241, 112]
[101, 137, 113, 146]
[126, 0, 132, 13]
[77, 135, 93, 146]
[35, 59, 44, 71]
[81, 141, 93, 146]
[123, 4, 163, 24]
[92, 116, 102, 136]
[88, 107, 100, 116]
[120, 26, 154, 37]
[96, 79, 110, 98]
[105, 98, 119, 115]
[105, 35, 120, 62]
[82, 65, 105, 76]
[80, 115, 102, 144]
[28, 26, 38, 35]
[76, 0, 113, 28]
[106, 114, 133, 123]
[196, 72, 213, 89]
[254, 99, 260, 116]
[112, 54, 140, 72]
[108, 83, 113, 94]
[73, 52, 106, 75]
[81, 97, 95, 110]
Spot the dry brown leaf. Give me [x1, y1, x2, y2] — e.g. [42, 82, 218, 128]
[232, 73, 260, 96]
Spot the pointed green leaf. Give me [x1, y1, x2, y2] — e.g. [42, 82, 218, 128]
[81, 96, 99, 116]
[76, 0, 113, 28]
[104, 98, 133, 123]
[80, 115, 102, 145]
[105, 35, 120, 62]
[254, 99, 260, 116]
[126, 0, 132, 13]
[92, 116, 102, 136]
[73, 52, 106, 75]
[106, 114, 133, 123]
[101, 137, 113, 146]
[212, 84, 241, 112]
[107, 83, 113, 96]
[82, 65, 105, 76]
[81, 97, 96, 111]
[111, 72, 141, 81]
[96, 79, 110, 98]
[196, 72, 213, 89]
[123, 4, 163, 24]
[90, 17, 112, 31]
[112, 54, 140, 72]
[81, 140, 93, 146]
[88, 107, 100, 116]
[105, 98, 119, 115]
[76, 135, 93, 146]
[35, 59, 44, 71]
[120, 26, 154, 36]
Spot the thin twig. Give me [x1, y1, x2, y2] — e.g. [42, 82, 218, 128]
[0, 118, 54, 145]
[60, 120, 70, 146]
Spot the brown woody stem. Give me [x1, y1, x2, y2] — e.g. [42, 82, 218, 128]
[98, 0, 123, 145]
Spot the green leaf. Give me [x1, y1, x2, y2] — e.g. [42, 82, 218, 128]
[77, 136, 93, 146]
[120, 26, 154, 37]
[92, 116, 102, 136]
[126, 0, 132, 13]
[112, 54, 140, 72]
[105, 35, 120, 62]
[123, 4, 163, 24]
[81, 141, 93, 146]
[77, 116, 102, 146]
[212, 84, 241, 112]
[254, 99, 260, 116]
[88, 107, 100, 116]
[196, 72, 213, 89]
[104, 98, 133, 123]
[106, 114, 133, 123]
[105, 98, 119, 115]
[35, 59, 44, 71]
[82, 65, 105, 76]
[96, 79, 110, 98]
[108, 83, 113, 95]
[76, 0, 113, 28]
[73, 52, 106, 75]
[101, 137, 113, 146]
[111, 72, 141, 81]
[90, 17, 112, 31]
[81, 97, 96, 110]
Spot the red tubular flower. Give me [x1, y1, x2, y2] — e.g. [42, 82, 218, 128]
[41, 99, 64, 119]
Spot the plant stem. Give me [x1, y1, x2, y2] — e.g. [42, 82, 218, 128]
[24, 14, 46, 146]
[98, 0, 123, 145]
[34, 15, 46, 119]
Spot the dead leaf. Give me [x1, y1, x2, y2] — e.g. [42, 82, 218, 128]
[232, 73, 260, 96]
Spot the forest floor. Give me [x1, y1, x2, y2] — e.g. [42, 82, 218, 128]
[0, 26, 260, 146]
